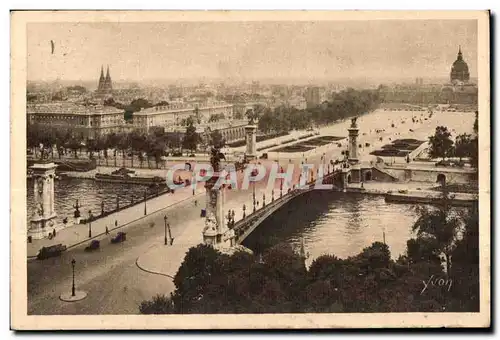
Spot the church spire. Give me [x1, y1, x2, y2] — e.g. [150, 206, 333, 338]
[99, 65, 104, 80]
[105, 65, 111, 80]
[457, 45, 463, 60]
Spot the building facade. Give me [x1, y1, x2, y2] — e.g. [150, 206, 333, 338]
[27, 102, 126, 139]
[132, 101, 233, 132]
[304, 86, 321, 109]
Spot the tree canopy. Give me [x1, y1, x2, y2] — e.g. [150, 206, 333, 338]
[428, 126, 454, 160]
[139, 197, 478, 314]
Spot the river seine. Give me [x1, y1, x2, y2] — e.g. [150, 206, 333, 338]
[27, 178, 152, 221]
[242, 190, 417, 263]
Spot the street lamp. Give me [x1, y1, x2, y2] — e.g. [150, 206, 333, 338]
[271, 189, 274, 201]
[252, 183, 256, 212]
[88, 210, 92, 238]
[71, 258, 76, 297]
[167, 222, 173, 245]
[227, 211, 233, 229]
[163, 215, 168, 245]
[144, 189, 147, 216]
[242, 204, 246, 218]
[262, 193, 266, 207]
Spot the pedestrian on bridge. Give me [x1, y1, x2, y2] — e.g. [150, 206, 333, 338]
[105, 226, 109, 235]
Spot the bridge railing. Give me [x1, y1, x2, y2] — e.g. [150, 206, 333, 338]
[228, 169, 342, 242]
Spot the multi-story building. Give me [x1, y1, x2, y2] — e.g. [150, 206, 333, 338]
[304, 86, 321, 108]
[27, 102, 126, 139]
[131, 101, 233, 132]
[286, 95, 307, 110]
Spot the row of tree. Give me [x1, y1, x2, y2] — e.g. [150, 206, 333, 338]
[27, 120, 223, 167]
[257, 88, 381, 134]
[139, 189, 478, 313]
[428, 111, 479, 167]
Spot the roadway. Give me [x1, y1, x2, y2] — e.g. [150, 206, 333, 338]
[28, 192, 206, 314]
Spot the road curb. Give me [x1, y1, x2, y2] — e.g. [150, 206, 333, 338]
[27, 190, 205, 259]
[135, 248, 175, 279]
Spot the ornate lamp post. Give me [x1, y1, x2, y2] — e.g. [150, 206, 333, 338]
[88, 210, 93, 238]
[144, 189, 147, 216]
[71, 258, 76, 297]
[280, 182, 283, 198]
[242, 204, 246, 218]
[262, 193, 266, 207]
[163, 215, 168, 245]
[271, 189, 274, 201]
[167, 222, 173, 245]
[252, 183, 256, 212]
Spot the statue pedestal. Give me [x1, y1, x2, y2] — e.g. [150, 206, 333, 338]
[245, 125, 258, 161]
[202, 172, 227, 248]
[28, 162, 58, 240]
[29, 214, 57, 240]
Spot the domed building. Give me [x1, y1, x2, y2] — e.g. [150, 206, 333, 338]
[450, 46, 470, 84]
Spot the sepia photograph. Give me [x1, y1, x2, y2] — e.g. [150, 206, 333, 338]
[10, 10, 490, 329]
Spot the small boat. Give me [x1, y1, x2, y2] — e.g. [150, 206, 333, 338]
[95, 168, 166, 186]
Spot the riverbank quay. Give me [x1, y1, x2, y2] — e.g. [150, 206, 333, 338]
[27, 180, 206, 258]
[346, 182, 477, 206]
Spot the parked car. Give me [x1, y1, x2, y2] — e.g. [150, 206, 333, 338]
[37, 244, 67, 260]
[435, 160, 454, 167]
[84, 240, 100, 252]
[111, 232, 127, 244]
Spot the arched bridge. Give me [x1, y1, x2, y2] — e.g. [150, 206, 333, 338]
[231, 170, 342, 244]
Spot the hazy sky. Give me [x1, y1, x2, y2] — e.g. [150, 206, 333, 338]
[27, 20, 478, 82]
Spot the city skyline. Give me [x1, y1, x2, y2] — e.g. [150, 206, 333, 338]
[27, 20, 478, 83]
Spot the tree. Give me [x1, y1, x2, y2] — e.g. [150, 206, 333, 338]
[27, 122, 42, 158]
[473, 110, 478, 134]
[209, 130, 225, 149]
[428, 126, 454, 160]
[469, 136, 478, 169]
[116, 132, 130, 166]
[139, 294, 174, 314]
[453, 133, 472, 162]
[155, 101, 169, 107]
[182, 120, 199, 153]
[448, 201, 479, 311]
[412, 186, 462, 276]
[171, 244, 221, 313]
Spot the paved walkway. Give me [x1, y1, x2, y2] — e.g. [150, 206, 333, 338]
[27, 181, 206, 258]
